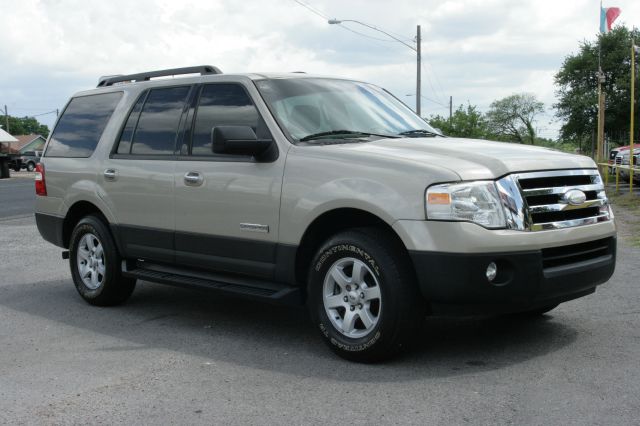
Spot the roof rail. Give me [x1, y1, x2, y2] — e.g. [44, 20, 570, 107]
[97, 65, 222, 87]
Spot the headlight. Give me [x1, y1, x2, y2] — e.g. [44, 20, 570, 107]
[426, 181, 506, 228]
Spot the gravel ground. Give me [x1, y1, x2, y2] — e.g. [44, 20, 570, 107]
[0, 198, 638, 424]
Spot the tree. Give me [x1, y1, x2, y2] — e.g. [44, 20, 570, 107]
[555, 26, 640, 145]
[486, 93, 544, 144]
[428, 103, 490, 139]
[1, 115, 50, 138]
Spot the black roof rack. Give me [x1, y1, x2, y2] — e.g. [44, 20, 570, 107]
[97, 65, 222, 87]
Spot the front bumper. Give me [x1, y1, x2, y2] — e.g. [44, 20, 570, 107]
[410, 236, 616, 314]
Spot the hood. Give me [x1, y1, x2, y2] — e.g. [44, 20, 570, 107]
[324, 137, 596, 180]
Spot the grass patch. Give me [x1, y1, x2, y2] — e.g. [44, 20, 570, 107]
[607, 192, 640, 247]
[608, 192, 640, 211]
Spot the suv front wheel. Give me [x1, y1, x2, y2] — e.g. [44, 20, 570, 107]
[69, 215, 136, 306]
[307, 228, 425, 362]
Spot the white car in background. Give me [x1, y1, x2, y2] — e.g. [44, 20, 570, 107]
[615, 148, 640, 182]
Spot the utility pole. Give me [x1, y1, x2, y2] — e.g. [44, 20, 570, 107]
[449, 96, 453, 124]
[327, 19, 423, 117]
[3, 105, 8, 134]
[596, 70, 605, 168]
[630, 36, 635, 192]
[416, 25, 421, 117]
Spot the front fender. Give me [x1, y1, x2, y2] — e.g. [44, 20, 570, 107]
[278, 145, 462, 245]
[280, 175, 425, 245]
[296, 177, 408, 224]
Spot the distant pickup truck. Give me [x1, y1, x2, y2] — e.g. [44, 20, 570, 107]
[9, 150, 42, 172]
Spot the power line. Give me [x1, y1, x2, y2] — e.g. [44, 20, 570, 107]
[293, 0, 329, 20]
[30, 110, 58, 117]
[292, 0, 413, 45]
[406, 94, 448, 108]
[420, 62, 445, 106]
[8, 107, 57, 112]
[338, 23, 411, 43]
[292, 0, 327, 19]
[420, 53, 448, 104]
[293, 0, 450, 114]
[293, 0, 415, 44]
[382, 28, 415, 44]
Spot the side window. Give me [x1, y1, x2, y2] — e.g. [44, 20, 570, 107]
[191, 84, 260, 156]
[46, 92, 123, 158]
[129, 86, 190, 155]
[116, 92, 147, 154]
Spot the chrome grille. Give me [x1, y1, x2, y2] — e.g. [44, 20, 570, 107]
[496, 169, 612, 231]
[516, 170, 611, 231]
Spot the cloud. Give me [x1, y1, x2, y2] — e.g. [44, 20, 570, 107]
[1, 0, 639, 135]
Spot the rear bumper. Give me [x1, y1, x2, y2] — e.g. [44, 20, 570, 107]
[35, 212, 65, 248]
[410, 236, 616, 314]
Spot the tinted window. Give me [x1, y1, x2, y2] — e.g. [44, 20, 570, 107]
[130, 86, 190, 155]
[192, 84, 259, 156]
[116, 92, 147, 154]
[46, 92, 122, 157]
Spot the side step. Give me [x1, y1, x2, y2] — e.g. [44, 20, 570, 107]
[122, 261, 302, 305]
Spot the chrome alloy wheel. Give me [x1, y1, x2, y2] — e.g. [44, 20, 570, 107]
[76, 233, 105, 290]
[323, 257, 382, 338]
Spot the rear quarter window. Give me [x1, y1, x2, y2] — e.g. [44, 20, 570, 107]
[45, 92, 123, 158]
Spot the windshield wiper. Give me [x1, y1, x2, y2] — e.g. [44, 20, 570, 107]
[300, 130, 398, 142]
[398, 129, 441, 137]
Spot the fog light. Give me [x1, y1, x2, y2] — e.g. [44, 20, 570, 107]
[486, 262, 497, 282]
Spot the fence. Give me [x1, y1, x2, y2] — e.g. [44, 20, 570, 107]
[598, 161, 639, 193]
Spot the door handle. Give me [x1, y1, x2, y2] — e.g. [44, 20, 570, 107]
[184, 171, 203, 186]
[103, 169, 117, 181]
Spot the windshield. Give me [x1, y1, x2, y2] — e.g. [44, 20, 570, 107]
[254, 78, 439, 143]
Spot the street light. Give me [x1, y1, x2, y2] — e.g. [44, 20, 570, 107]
[328, 19, 422, 116]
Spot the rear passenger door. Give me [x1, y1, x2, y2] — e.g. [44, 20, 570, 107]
[173, 82, 285, 279]
[100, 85, 193, 263]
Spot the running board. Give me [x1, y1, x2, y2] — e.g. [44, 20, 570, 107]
[121, 261, 302, 305]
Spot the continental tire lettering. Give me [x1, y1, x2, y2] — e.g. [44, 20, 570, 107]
[319, 322, 329, 338]
[315, 244, 380, 276]
[328, 331, 382, 352]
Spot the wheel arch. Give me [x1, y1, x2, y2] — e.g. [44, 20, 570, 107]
[293, 208, 412, 288]
[62, 201, 111, 249]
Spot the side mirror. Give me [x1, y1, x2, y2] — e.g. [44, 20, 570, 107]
[211, 126, 273, 158]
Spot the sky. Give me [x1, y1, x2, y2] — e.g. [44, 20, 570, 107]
[1, 0, 639, 139]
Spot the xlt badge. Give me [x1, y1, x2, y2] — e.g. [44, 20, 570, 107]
[240, 223, 270, 233]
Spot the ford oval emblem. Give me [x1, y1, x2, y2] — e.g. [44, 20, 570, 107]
[563, 189, 587, 206]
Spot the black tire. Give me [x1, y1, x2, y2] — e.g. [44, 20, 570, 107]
[307, 227, 425, 363]
[69, 215, 136, 306]
[26, 162, 35, 172]
[13, 165, 20, 172]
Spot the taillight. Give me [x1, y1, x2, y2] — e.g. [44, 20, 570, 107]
[35, 163, 47, 196]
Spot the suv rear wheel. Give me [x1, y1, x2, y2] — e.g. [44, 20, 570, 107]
[69, 215, 136, 306]
[26, 162, 35, 172]
[307, 228, 425, 362]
